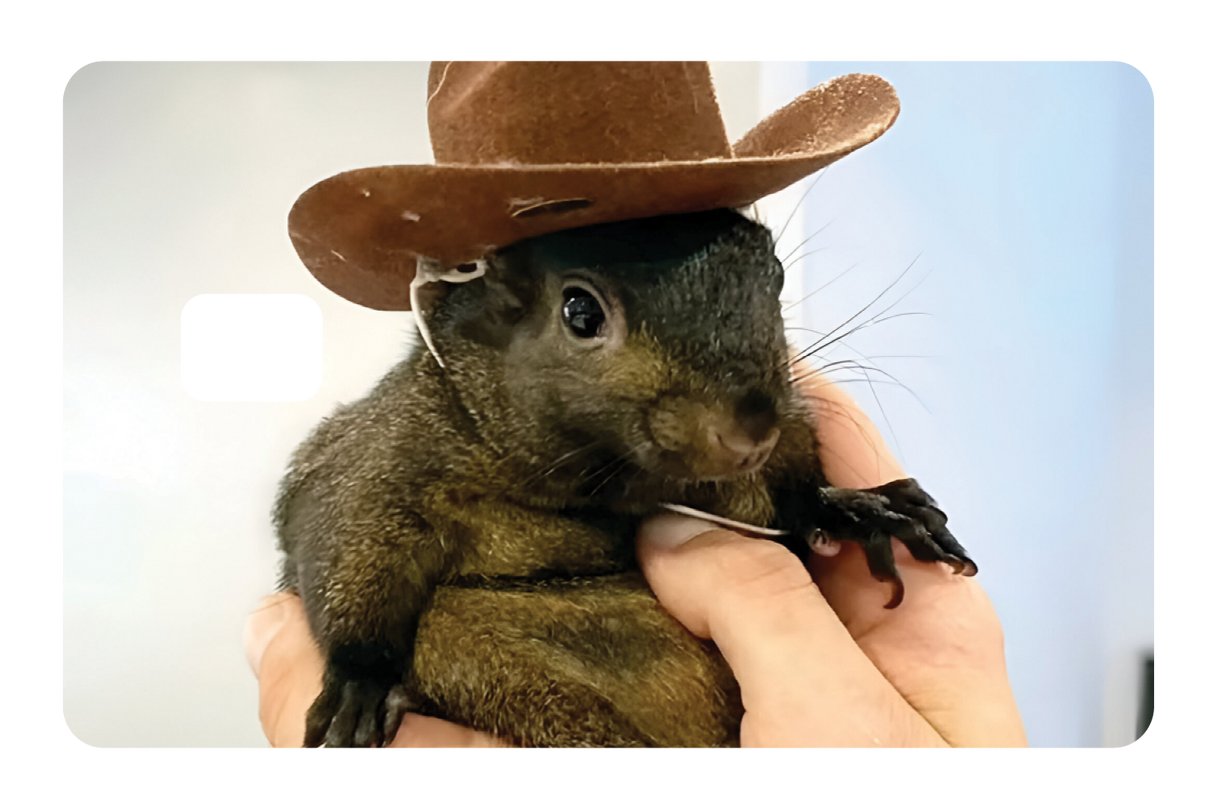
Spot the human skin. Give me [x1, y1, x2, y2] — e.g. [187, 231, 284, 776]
[245, 376, 1027, 747]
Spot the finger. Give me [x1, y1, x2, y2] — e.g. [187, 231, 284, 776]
[796, 369, 972, 622]
[784, 377, 1028, 746]
[795, 368, 905, 490]
[250, 593, 324, 747]
[808, 539, 964, 625]
[637, 513, 946, 747]
[244, 592, 295, 677]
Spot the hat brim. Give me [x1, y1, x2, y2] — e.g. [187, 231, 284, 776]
[288, 74, 899, 311]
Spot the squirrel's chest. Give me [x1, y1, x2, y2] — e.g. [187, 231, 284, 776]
[432, 493, 639, 579]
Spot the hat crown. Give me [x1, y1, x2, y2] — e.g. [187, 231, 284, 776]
[290, 63, 901, 310]
[426, 62, 734, 166]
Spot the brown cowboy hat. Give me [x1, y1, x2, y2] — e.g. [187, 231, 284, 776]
[287, 62, 900, 311]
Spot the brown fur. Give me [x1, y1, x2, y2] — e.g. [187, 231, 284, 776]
[273, 207, 973, 747]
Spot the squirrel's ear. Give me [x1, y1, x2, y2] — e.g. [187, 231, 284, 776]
[452, 264, 537, 350]
[482, 269, 530, 313]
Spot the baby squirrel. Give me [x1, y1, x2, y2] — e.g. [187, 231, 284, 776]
[274, 207, 977, 747]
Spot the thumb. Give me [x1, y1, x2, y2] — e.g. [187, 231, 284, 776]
[636, 512, 825, 670]
[246, 593, 324, 747]
[636, 513, 946, 747]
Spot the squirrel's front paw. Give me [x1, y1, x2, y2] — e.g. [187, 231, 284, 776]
[305, 645, 415, 748]
[818, 478, 976, 609]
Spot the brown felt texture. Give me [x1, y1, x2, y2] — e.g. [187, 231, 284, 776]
[287, 62, 900, 310]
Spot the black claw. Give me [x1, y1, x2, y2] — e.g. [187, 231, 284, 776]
[807, 478, 976, 607]
[354, 695, 381, 748]
[883, 578, 905, 609]
[303, 677, 343, 748]
[382, 685, 413, 746]
[305, 657, 411, 748]
[951, 557, 978, 577]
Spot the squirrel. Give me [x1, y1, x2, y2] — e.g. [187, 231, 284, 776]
[273, 206, 977, 748]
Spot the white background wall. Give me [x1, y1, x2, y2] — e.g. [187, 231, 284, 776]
[62, 62, 1151, 747]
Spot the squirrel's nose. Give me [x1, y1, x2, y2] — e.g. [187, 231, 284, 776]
[704, 390, 780, 474]
[734, 389, 778, 443]
[647, 389, 782, 479]
[707, 422, 780, 474]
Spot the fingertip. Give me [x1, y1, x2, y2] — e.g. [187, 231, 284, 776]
[244, 594, 293, 677]
[636, 512, 721, 553]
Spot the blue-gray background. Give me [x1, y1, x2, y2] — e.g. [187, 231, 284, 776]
[63, 62, 1152, 747]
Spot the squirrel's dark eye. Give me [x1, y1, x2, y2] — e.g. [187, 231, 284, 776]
[562, 287, 606, 339]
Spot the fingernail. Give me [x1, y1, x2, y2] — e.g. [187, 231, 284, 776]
[809, 529, 842, 557]
[638, 513, 721, 551]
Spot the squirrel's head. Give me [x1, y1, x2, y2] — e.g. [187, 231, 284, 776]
[427, 208, 794, 500]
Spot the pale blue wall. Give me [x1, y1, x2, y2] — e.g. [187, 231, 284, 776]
[773, 62, 1153, 747]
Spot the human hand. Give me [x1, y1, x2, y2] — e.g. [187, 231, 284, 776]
[245, 376, 1025, 747]
[636, 375, 1027, 746]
